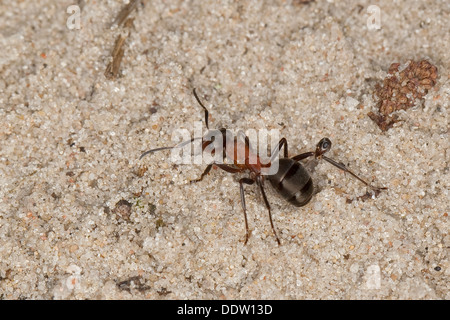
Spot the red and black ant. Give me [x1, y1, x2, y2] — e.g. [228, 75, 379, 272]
[140, 89, 387, 245]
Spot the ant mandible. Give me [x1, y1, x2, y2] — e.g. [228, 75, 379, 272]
[140, 89, 387, 245]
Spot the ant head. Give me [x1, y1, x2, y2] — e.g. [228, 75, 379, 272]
[315, 138, 332, 158]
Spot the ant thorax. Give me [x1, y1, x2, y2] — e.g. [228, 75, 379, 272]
[200, 128, 278, 175]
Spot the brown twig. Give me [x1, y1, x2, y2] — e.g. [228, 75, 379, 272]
[105, 34, 126, 79]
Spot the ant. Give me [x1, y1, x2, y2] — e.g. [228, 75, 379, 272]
[140, 89, 387, 245]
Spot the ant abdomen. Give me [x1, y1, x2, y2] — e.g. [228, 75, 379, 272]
[268, 158, 314, 207]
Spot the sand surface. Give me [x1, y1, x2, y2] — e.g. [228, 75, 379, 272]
[0, 0, 448, 299]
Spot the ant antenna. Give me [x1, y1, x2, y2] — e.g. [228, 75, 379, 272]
[140, 137, 202, 160]
[193, 88, 210, 130]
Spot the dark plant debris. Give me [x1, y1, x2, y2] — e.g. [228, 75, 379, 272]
[346, 189, 382, 204]
[113, 199, 133, 220]
[116, 276, 151, 293]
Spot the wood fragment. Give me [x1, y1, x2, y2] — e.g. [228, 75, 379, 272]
[105, 34, 126, 79]
[111, 0, 138, 27]
[105, 0, 138, 79]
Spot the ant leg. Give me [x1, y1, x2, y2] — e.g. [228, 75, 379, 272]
[215, 163, 243, 173]
[190, 164, 213, 184]
[239, 177, 255, 245]
[236, 130, 252, 149]
[322, 156, 387, 192]
[193, 88, 210, 130]
[270, 138, 288, 163]
[190, 163, 243, 184]
[256, 176, 281, 245]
